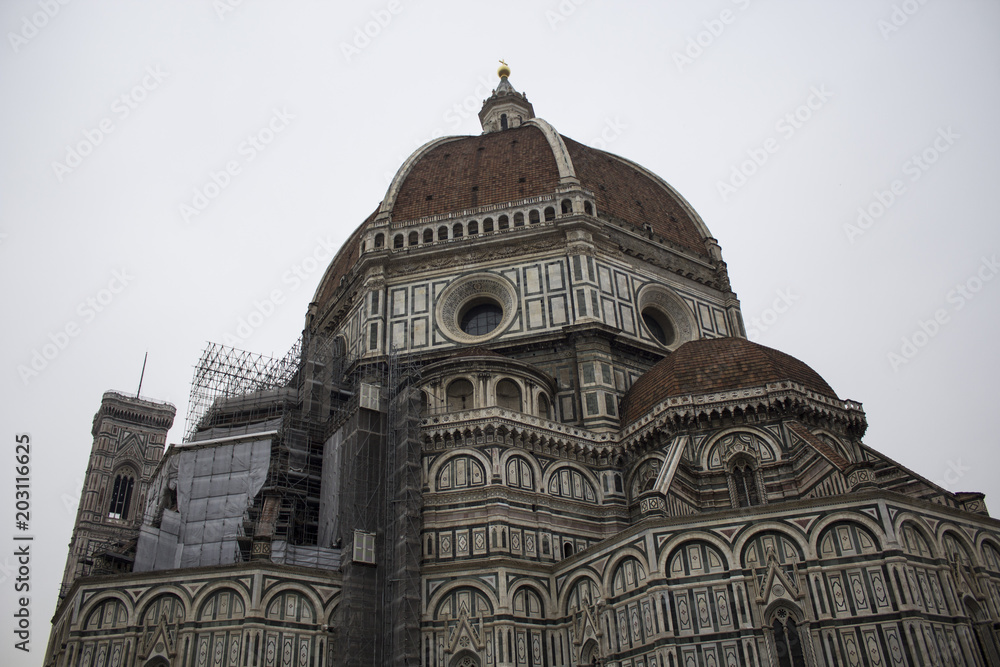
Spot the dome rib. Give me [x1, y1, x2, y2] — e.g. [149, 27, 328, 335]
[379, 135, 467, 220]
[389, 124, 561, 221]
[523, 118, 577, 184]
[310, 119, 720, 323]
[562, 136, 711, 258]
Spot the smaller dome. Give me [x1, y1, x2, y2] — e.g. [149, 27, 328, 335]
[620, 338, 838, 424]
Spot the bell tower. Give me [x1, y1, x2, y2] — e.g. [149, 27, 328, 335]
[59, 391, 175, 596]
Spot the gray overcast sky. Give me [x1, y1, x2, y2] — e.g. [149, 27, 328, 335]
[1, 1, 998, 662]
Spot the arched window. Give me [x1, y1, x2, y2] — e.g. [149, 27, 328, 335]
[498, 215, 509, 230]
[563, 542, 575, 558]
[500, 113, 508, 131]
[584, 201, 594, 215]
[85, 597, 128, 630]
[505, 456, 534, 490]
[612, 557, 647, 594]
[561, 199, 572, 214]
[468, 220, 479, 235]
[483, 218, 494, 232]
[374, 233, 384, 248]
[537, 394, 551, 420]
[964, 598, 1000, 666]
[108, 472, 135, 520]
[200, 588, 246, 621]
[446, 379, 474, 412]
[495, 379, 521, 411]
[264, 590, 312, 623]
[452, 222, 464, 238]
[438, 226, 448, 241]
[142, 594, 184, 627]
[548, 466, 598, 503]
[419, 390, 429, 416]
[423, 228, 434, 243]
[393, 234, 404, 249]
[529, 209, 541, 224]
[408, 231, 419, 246]
[512, 587, 543, 619]
[544, 206, 555, 221]
[437, 454, 486, 490]
[771, 610, 806, 667]
[513, 212, 524, 227]
[730, 460, 761, 508]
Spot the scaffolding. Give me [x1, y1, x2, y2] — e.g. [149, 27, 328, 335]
[383, 349, 424, 667]
[181, 335, 423, 666]
[180, 334, 351, 562]
[331, 346, 423, 666]
[184, 339, 303, 442]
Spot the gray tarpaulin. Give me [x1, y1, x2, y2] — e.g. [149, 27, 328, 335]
[135, 437, 271, 571]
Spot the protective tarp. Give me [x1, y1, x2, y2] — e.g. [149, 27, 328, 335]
[271, 541, 341, 571]
[318, 427, 344, 549]
[134, 438, 270, 571]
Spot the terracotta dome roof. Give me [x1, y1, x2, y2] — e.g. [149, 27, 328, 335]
[620, 338, 838, 425]
[384, 124, 710, 257]
[311, 114, 714, 321]
[562, 136, 709, 255]
[391, 124, 561, 221]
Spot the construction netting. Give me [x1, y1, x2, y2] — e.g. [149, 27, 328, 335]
[134, 438, 271, 571]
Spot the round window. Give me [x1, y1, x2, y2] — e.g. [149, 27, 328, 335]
[641, 307, 675, 346]
[459, 299, 503, 336]
[435, 273, 517, 343]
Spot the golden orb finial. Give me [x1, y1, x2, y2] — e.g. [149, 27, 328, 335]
[498, 59, 510, 79]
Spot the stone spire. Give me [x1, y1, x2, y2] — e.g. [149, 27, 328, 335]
[479, 61, 535, 133]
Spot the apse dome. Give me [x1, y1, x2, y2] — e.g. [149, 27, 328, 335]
[620, 337, 839, 425]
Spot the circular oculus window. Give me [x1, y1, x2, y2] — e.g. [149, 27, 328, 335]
[636, 285, 695, 349]
[641, 307, 676, 346]
[436, 273, 518, 343]
[460, 299, 504, 336]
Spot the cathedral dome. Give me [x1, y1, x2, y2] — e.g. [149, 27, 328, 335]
[310, 75, 716, 323]
[382, 125, 711, 257]
[620, 337, 839, 425]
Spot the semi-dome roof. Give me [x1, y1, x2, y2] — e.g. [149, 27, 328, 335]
[620, 337, 839, 425]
